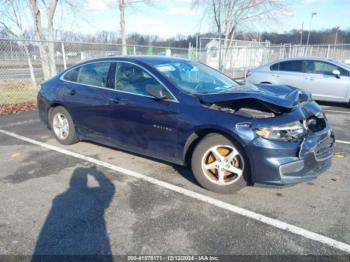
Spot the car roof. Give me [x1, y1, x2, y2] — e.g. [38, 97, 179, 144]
[268, 56, 343, 64]
[81, 55, 190, 66]
[251, 56, 349, 71]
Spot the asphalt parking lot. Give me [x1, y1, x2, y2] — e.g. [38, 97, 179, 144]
[0, 102, 349, 257]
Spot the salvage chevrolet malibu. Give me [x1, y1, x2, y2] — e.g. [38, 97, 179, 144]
[38, 56, 335, 193]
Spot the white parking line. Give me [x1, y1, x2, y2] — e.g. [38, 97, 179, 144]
[336, 140, 350, 145]
[0, 128, 350, 254]
[0, 119, 40, 128]
[324, 110, 350, 114]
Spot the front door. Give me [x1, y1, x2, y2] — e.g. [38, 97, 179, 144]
[304, 60, 350, 102]
[107, 62, 180, 162]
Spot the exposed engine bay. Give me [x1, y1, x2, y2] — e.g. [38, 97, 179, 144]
[197, 83, 313, 119]
[206, 98, 290, 118]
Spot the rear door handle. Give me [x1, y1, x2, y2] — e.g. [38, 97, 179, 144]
[69, 90, 76, 95]
[109, 98, 120, 104]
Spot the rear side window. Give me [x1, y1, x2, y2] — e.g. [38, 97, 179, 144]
[77, 62, 113, 87]
[270, 63, 279, 71]
[63, 67, 79, 82]
[63, 62, 114, 88]
[278, 61, 303, 73]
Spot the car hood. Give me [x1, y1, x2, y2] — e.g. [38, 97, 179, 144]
[198, 84, 311, 110]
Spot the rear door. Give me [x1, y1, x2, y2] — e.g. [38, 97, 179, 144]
[304, 60, 350, 102]
[271, 60, 306, 89]
[60, 61, 117, 143]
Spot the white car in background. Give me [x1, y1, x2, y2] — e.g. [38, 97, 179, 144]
[246, 57, 350, 103]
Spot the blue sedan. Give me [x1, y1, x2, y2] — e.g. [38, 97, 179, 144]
[37, 56, 335, 193]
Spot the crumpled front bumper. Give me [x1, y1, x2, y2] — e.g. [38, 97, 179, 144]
[247, 124, 335, 185]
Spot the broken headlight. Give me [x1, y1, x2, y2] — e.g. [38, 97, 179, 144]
[255, 121, 306, 141]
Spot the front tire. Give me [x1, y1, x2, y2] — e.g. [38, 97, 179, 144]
[191, 134, 249, 194]
[50, 106, 79, 145]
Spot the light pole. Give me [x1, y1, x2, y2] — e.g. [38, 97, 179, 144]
[306, 12, 317, 46]
[300, 21, 304, 45]
[334, 26, 340, 45]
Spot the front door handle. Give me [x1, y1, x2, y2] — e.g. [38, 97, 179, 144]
[69, 90, 76, 95]
[109, 98, 120, 104]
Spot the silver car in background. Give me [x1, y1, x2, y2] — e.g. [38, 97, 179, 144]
[246, 57, 350, 103]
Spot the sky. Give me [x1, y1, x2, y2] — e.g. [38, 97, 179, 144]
[57, 0, 350, 39]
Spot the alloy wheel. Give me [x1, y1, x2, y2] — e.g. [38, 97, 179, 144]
[201, 145, 244, 186]
[52, 113, 70, 140]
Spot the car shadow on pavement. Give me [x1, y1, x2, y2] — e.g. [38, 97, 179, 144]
[31, 167, 115, 261]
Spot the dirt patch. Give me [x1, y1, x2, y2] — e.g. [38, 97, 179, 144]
[0, 101, 37, 116]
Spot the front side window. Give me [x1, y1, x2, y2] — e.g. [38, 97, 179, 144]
[305, 61, 348, 76]
[154, 61, 239, 94]
[278, 61, 303, 73]
[115, 62, 170, 97]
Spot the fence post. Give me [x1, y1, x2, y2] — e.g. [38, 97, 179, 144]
[199, 37, 202, 62]
[10, 40, 14, 59]
[61, 42, 67, 70]
[326, 44, 330, 58]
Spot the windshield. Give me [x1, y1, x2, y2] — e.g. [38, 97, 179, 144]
[329, 59, 350, 69]
[154, 61, 239, 94]
[338, 60, 350, 69]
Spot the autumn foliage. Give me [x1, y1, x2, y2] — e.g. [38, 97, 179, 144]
[0, 101, 37, 116]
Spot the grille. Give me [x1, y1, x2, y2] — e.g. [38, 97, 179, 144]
[315, 134, 335, 161]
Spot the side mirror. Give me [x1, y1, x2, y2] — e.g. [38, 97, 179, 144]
[332, 69, 341, 79]
[145, 84, 168, 100]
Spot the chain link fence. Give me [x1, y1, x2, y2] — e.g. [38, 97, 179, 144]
[0, 39, 192, 105]
[200, 39, 350, 78]
[1, 38, 350, 106]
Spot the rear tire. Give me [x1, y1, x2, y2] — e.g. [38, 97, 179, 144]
[191, 134, 249, 194]
[50, 106, 79, 145]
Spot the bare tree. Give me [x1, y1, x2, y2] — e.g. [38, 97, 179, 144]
[0, 0, 37, 88]
[118, 0, 152, 55]
[28, 0, 53, 79]
[46, 0, 58, 75]
[119, 0, 127, 55]
[194, 0, 285, 70]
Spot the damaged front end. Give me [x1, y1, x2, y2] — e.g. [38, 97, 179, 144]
[198, 84, 335, 185]
[198, 83, 311, 119]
